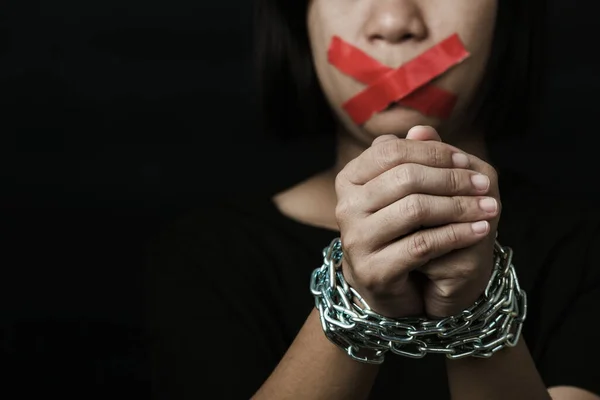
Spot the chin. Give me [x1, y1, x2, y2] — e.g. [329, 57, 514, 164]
[362, 106, 443, 138]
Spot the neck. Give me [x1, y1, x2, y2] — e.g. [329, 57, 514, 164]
[281, 127, 491, 232]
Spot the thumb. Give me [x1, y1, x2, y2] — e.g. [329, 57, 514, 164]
[406, 125, 442, 142]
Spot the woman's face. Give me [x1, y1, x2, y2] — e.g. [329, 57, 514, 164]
[307, 0, 497, 141]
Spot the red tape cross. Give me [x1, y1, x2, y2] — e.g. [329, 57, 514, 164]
[328, 34, 470, 125]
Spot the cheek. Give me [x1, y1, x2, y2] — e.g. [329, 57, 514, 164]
[307, 3, 363, 117]
[308, 10, 336, 103]
[310, 36, 362, 122]
[423, 32, 492, 119]
[443, 6, 497, 107]
[306, 0, 498, 126]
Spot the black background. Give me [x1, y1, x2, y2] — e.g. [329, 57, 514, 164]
[1, 0, 599, 397]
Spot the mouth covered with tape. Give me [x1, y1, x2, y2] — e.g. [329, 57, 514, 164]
[327, 34, 470, 125]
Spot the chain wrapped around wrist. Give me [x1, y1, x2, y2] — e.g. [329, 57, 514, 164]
[310, 237, 527, 364]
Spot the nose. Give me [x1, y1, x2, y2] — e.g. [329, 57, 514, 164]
[364, 0, 428, 44]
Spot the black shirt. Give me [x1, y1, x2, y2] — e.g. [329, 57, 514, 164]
[145, 173, 600, 399]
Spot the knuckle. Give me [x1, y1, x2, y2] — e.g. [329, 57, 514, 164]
[431, 284, 459, 305]
[335, 164, 352, 190]
[372, 134, 397, 146]
[447, 169, 461, 193]
[401, 194, 427, 222]
[451, 262, 476, 280]
[407, 232, 434, 260]
[443, 224, 461, 245]
[356, 274, 380, 293]
[393, 165, 414, 190]
[346, 254, 379, 290]
[344, 227, 379, 255]
[354, 268, 379, 291]
[436, 260, 476, 283]
[453, 196, 468, 216]
[426, 144, 445, 166]
[375, 139, 405, 170]
[334, 172, 345, 192]
[341, 230, 361, 252]
[430, 280, 455, 300]
[335, 200, 353, 222]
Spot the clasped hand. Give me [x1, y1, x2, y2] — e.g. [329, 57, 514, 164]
[335, 126, 500, 319]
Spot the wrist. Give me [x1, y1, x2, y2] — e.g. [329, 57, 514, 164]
[311, 237, 526, 363]
[254, 308, 379, 400]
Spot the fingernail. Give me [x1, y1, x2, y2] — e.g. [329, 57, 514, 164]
[472, 221, 489, 234]
[479, 197, 497, 213]
[452, 153, 469, 168]
[471, 174, 490, 191]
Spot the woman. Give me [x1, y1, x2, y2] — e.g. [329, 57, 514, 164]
[146, 0, 600, 399]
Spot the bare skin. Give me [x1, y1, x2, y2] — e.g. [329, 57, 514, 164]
[266, 129, 597, 400]
[256, 0, 599, 399]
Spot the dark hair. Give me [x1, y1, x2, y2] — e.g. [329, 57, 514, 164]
[254, 0, 547, 142]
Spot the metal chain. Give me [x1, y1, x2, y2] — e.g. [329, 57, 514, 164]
[310, 237, 527, 364]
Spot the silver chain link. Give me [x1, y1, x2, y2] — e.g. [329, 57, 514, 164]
[310, 237, 527, 364]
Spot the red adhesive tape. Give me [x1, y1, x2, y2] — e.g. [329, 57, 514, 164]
[328, 34, 469, 125]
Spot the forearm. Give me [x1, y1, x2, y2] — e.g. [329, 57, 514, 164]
[446, 339, 550, 400]
[252, 308, 379, 400]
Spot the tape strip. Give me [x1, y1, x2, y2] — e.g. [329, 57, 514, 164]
[328, 37, 458, 119]
[328, 34, 469, 125]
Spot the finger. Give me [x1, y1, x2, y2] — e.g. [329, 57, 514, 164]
[360, 163, 491, 212]
[419, 241, 493, 282]
[362, 194, 498, 246]
[405, 125, 442, 142]
[343, 138, 470, 186]
[371, 134, 399, 146]
[440, 143, 499, 183]
[455, 153, 501, 210]
[368, 220, 491, 272]
[430, 142, 500, 200]
[419, 243, 495, 317]
[464, 153, 498, 180]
